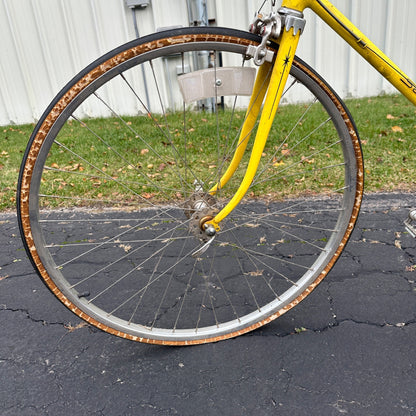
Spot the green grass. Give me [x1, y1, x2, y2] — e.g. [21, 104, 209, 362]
[1, 94, 415, 211]
[1, 124, 34, 211]
[347, 94, 416, 192]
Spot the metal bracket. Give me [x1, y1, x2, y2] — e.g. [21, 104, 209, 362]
[125, 0, 150, 8]
[278, 7, 306, 36]
[247, 12, 282, 66]
[246, 8, 306, 66]
[246, 44, 275, 65]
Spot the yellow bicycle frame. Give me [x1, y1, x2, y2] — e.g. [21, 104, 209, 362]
[206, 0, 416, 232]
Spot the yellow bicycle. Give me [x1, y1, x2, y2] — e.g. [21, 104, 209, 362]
[18, 0, 415, 345]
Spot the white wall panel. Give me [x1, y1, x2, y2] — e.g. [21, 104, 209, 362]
[1, 0, 416, 125]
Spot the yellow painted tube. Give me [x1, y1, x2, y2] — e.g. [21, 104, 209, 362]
[280, 0, 416, 104]
[209, 61, 272, 195]
[308, 0, 416, 105]
[209, 27, 302, 230]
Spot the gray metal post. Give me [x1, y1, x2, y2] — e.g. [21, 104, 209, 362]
[125, 0, 151, 112]
[187, 0, 215, 111]
[187, 0, 208, 26]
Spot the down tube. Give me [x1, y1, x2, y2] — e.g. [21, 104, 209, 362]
[308, 0, 416, 105]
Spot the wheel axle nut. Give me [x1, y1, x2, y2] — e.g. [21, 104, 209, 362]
[203, 224, 216, 237]
[199, 215, 217, 237]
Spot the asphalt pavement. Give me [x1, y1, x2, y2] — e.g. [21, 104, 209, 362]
[1, 192, 415, 416]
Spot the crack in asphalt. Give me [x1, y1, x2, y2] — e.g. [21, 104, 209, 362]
[247, 317, 416, 339]
[0, 305, 66, 328]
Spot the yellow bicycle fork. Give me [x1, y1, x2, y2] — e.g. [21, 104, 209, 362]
[203, 0, 416, 237]
[204, 13, 303, 234]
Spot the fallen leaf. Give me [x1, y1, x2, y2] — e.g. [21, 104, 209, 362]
[119, 244, 132, 253]
[245, 270, 264, 277]
[391, 126, 403, 133]
[65, 322, 89, 332]
[244, 223, 260, 228]
[301, 156, 314, 164]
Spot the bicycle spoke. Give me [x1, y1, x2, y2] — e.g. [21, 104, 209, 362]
[196, 260, 219, 331]
[120, 72, 200, 196]
[211, 259, 241, 322]
[255, 93, 317, 181]
[228, 228, 283, 299]
[263, 217, 337, 233]
[262, 219, 330, 250]
[172, 255, 200, 332]
[92, 92, 194, 195]
[52, 139, 160, 208]
[116, 230, 172, 322]
[67, 215, 193, 287]
[86, 235, 181, 304]
[70, 115, 178, 198]
[252, 138, 342, 188]
[150, 235, 190, 329]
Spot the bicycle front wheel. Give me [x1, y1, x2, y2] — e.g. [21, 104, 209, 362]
[18, 27, 363, 345]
